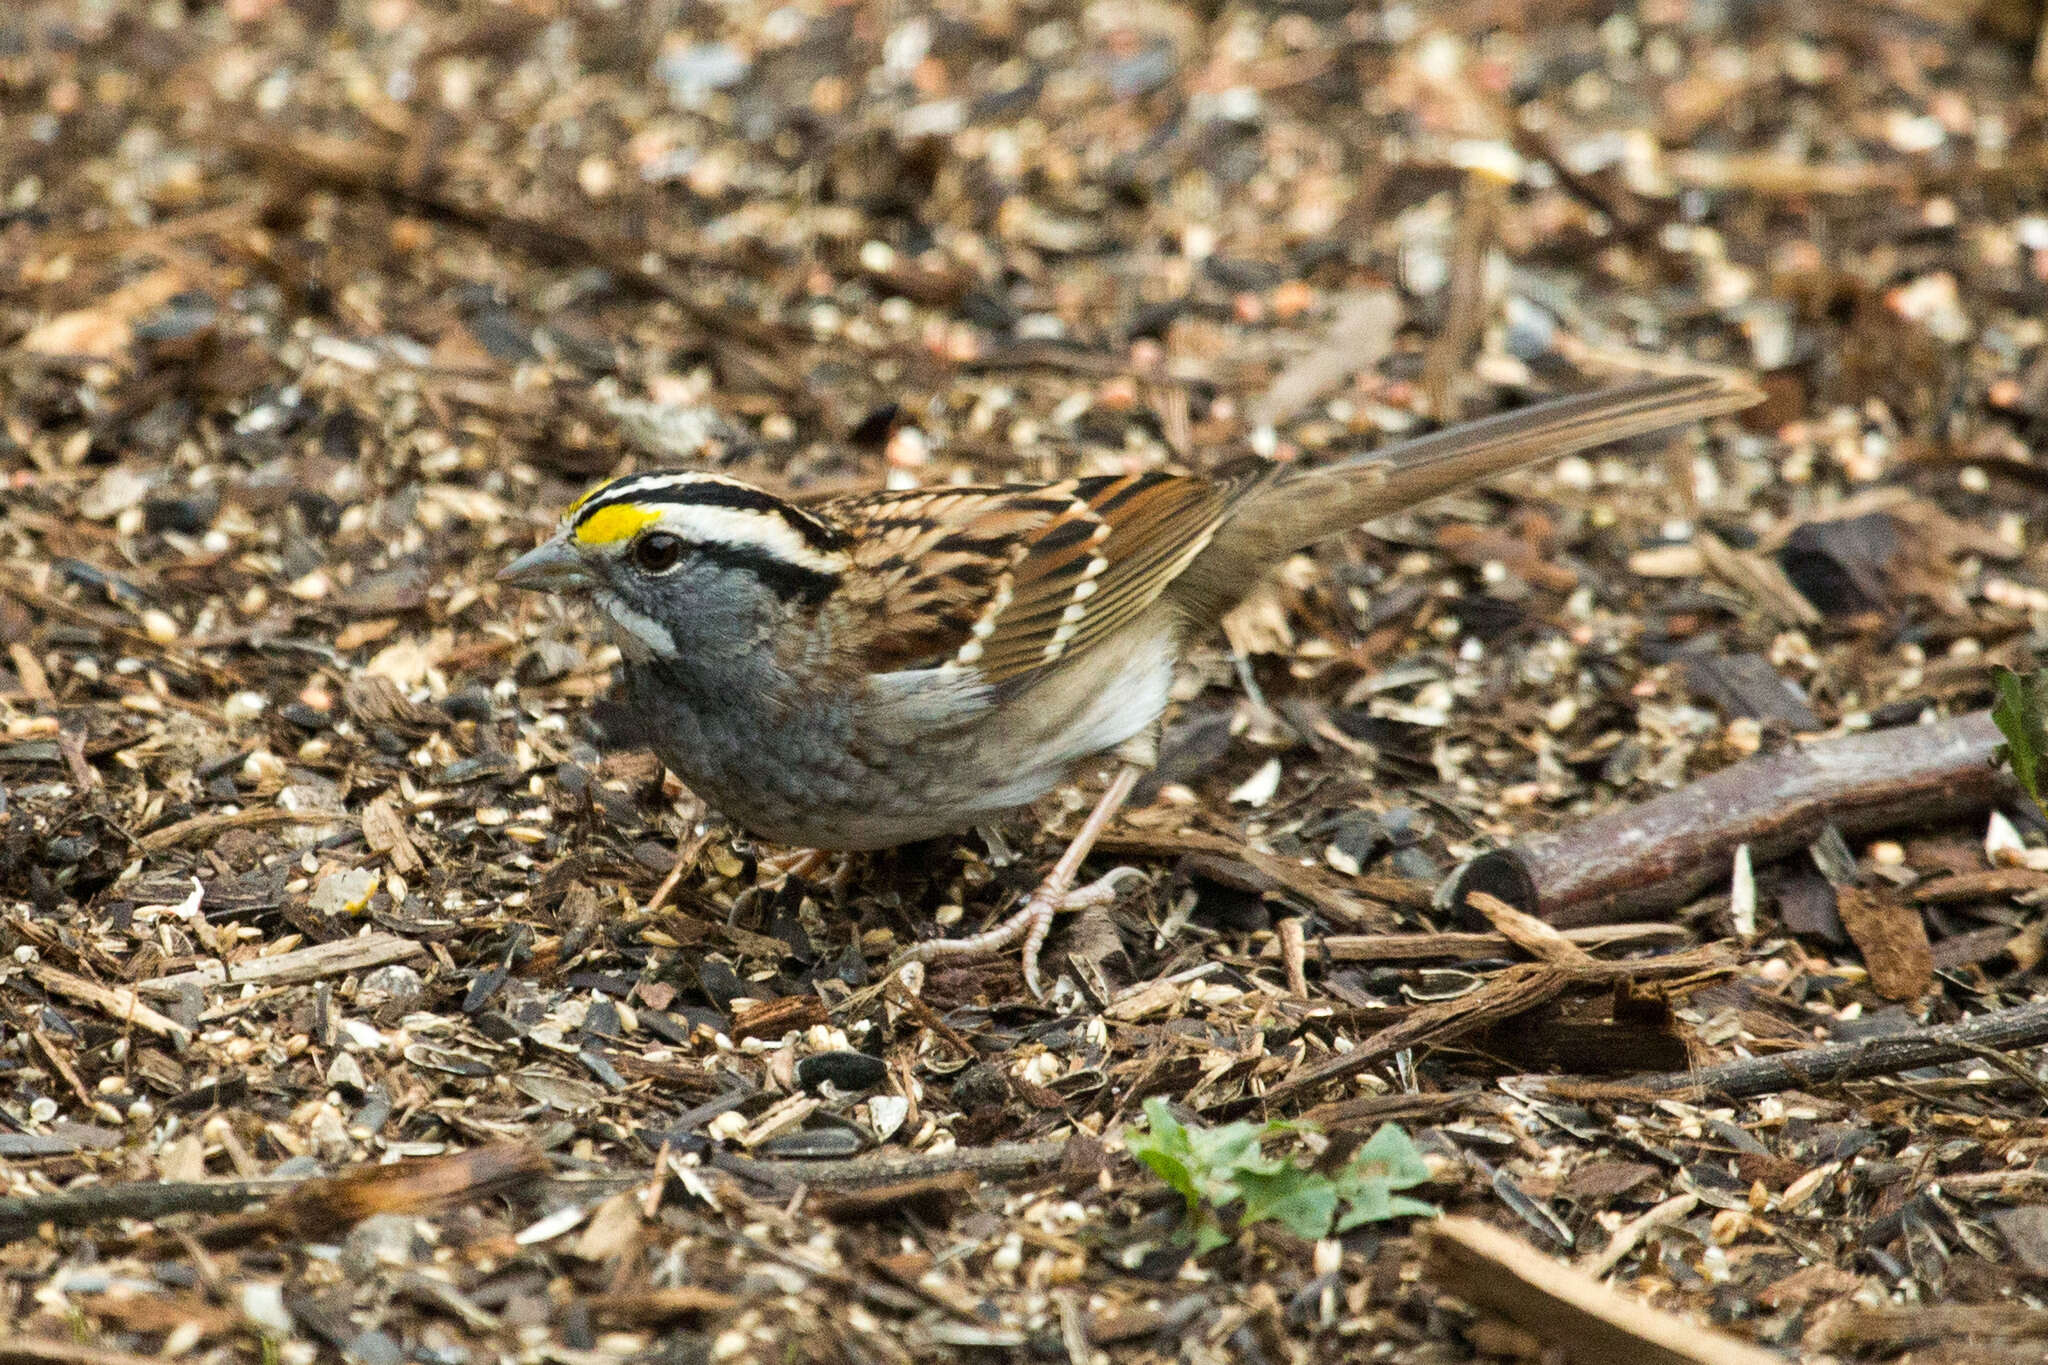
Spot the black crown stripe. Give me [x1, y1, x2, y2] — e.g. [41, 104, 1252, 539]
[575, 477, 850, 552]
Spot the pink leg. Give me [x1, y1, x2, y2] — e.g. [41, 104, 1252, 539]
[895, 763, 1147, 998]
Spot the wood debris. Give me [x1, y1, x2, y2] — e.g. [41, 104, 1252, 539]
[1, 0, 2045, 1359]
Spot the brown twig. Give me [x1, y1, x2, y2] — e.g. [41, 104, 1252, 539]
[0, 1180, 294, 1245]
[137, 806, 340, 855]
[714, 1141, 1065, 1191]
[1421, 175, 1501, 421]
[1254, 923, 1690, 963]
[1562, 996, 2048, 1102]
[1462, 891, 1595, 965]
[0, 1341, 173, 1365]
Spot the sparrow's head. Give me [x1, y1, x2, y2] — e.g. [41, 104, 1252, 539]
[499, 472, 850, 659]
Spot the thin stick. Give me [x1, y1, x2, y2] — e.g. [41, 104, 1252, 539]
[138, 807, 338, 855]
[0, 1180, 292, 1244]
[1567, 996, 2048, 1101]
[713, 1141, 1066, 1192]
[1255, 924, 1690, 963]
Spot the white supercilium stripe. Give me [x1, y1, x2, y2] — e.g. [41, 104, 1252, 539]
[648, 505, 851, 575]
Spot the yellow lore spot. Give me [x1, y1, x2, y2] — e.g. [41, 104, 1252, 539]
[575, 502, 660, 546]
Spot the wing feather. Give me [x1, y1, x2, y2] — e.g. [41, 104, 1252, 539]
[823, 472, 1234, 687]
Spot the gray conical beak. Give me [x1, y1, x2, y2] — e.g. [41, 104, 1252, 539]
[498, 536, 594, 593]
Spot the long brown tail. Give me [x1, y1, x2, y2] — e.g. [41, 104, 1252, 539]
[1177, 372, 1760, 619]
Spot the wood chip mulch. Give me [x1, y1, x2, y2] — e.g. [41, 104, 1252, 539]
[5, 1, 2048, 1361]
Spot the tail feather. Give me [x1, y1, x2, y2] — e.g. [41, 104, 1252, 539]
[1179, 372, 1759, 619]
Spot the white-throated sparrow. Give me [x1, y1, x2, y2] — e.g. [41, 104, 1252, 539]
[501, 373, 1756, 995]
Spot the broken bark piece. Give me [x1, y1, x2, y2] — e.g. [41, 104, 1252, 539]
[1442, 712, 2011, 927]
[1815, 1304, 2048, 1353]
[1776, 867, 1847, 945]
[362, 795, 425, 875]
[1477, 1003, 1692, 1075]
[1422, 1215, 1784, 1365]
[580, 1288, 740, 1325]
[1776, 511, 1904, 615]
[1834, 886, 1935, 1000]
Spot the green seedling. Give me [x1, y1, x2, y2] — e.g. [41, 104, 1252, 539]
[1125, 1098, 1435, 1254]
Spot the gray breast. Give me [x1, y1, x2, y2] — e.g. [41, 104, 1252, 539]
[616, 612, 1180, 851]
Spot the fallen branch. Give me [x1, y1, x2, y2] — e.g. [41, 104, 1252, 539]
[1442, 712, 2009, 927]
[1564, 996, 2048, 1101]
[1422, 1216, 1784, 1365]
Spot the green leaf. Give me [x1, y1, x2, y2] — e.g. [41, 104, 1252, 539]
[1343, 1123, 1433, 1190]
[1184, 1119, 1277, 1175]
[1129, 1099, 1200, 1205]
[1334, 1180, 1392, 1229]
[1992, 666, 2048, 817]
[1235, 1167, 1339, 1241]
[1332, 1124, 1437, 1228]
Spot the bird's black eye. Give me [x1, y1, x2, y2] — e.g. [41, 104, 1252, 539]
[632, 532, 685, 573]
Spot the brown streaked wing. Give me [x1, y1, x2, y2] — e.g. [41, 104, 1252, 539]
[825, 472, 1237, 685]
